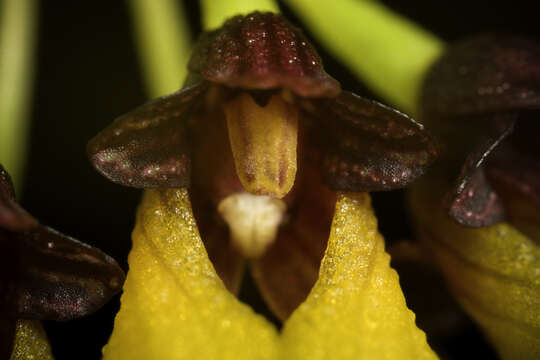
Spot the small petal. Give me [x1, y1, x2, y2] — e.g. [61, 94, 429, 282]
[189, 12, 340, 98]
[251, 155, 335, 320]
[4, 225, 125, 321]
[87, 82, 208, 188]
[303, 91, 438, 191]
[445, 114, 515, 227]
[198, 223, 245, 295]
[447, 168, 505, 227]
[188, 110, 247, 294]
[250, 224, 326, 321]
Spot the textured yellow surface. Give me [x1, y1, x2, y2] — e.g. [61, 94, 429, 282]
[10, 320, 53, 360]
[409, 182, 540, 360]
[104, 189, 437, 359]
[282, 192, 437, 360]
[102, 189, 280, 360]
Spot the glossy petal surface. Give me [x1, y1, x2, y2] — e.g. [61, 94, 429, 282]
[6, 225, 125, 321]
[304, 91, 438, 192]
[88, 82, 208, 188]
[410, 181, 540, 360]
[189, 12, 340, 98]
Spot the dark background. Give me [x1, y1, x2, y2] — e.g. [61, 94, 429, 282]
[15, 0, 540, 359]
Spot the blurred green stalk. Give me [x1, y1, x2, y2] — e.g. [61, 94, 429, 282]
[201, 0, 279, 30]
[285, 0, 444, 114]
[0, 0, 37, 189]
[129, 0, 192, 98]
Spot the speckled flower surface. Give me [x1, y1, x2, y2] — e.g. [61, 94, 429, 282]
[88, 11, 438, 323]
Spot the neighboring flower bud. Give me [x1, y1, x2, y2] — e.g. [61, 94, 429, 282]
[0, 164, 125, 358]
[420, 34, 540, 232]
[413, 34, 540, 360]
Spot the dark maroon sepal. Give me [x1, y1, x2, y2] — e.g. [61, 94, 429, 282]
[446, 168, 506, 227]
[0, 165, 39, 232]
[422, 34, 540, 117]
[303, 91, 438, 192]
[2, 225, 125, 321]
[444, 115, 515, 226]
[0, 199, 38, 233]
[88, 82, 208, 188]
[189, 12, 341, 98]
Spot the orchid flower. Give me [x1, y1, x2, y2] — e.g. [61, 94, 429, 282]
[6, 0, 537, 359]
[86, 5, 441, 360]
[0, 164, 125, 359]
[409, 34, 540, 360]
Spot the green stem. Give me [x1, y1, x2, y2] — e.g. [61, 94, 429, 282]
[129, 0, 192, 98]
[285, 0, 444, 114]
[201, 0, 279, 31]
[0, 0, 37, 190]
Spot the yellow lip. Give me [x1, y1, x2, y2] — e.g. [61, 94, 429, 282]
[102, 188, 437, 360]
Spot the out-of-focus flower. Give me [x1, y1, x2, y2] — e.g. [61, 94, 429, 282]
[420, 34, 540, 231]
[410, 35, 540, 360]
[88, 11, 438, 319]
[0, 164, 125, 359]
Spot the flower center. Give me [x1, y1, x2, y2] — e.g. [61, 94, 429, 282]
[218, 192, 286, 258]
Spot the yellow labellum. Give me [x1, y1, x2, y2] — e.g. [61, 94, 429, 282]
[104, 189, 437, 359]
[224, 93, 298, 199]
[9, 320, 53, 360]
[282, 192, 437, 360]
[102, 189, 280, 360]
[409, 181, 540, 360]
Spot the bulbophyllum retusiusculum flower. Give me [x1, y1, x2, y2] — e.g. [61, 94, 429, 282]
[0, 164, 125, 359]
[88, 12, 439, 359]
[409, 34, 540, 360]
